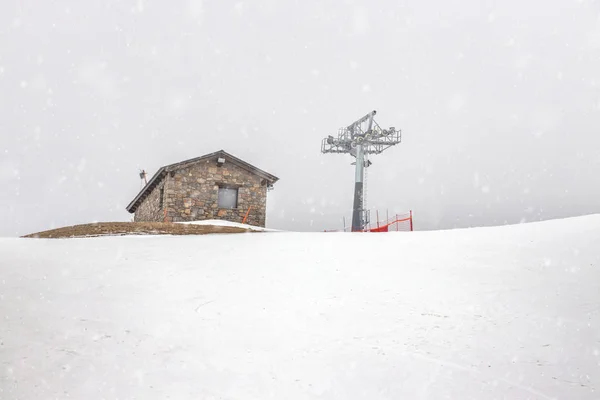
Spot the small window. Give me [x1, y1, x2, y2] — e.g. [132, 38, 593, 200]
[218, 187, 238, 209]
[159, 187, 164, 209]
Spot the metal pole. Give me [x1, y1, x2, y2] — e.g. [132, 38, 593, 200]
[351, 143, 364, 231]
[351, 112, 375, 232]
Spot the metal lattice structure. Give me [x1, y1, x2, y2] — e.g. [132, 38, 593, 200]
[321, 110, 402, 232]
[321, 112, 401, 156]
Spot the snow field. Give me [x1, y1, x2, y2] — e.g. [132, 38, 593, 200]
[1, 215, 599, 399]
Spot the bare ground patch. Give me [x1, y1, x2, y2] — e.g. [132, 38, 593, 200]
[23, 222, 250, 238]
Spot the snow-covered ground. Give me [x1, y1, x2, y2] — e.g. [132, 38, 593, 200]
[1, 216, 599, 399]
[177, 219, 278, 232]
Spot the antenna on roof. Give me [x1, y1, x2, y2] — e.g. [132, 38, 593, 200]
[139, 169, 148, 188]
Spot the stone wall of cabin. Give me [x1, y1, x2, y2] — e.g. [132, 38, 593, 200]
[133, 179, 166, 222]
[164, 159, 268, 227]
[133, 159, 269, 226]
[133, 180, 166, 222]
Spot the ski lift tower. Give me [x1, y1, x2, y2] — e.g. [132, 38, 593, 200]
[321, 110, 402, 231]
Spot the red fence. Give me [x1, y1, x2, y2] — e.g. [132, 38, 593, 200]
[325, 210, 413, 232]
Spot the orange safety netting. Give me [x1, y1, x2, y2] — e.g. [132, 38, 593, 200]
[325, 211, 413, 232]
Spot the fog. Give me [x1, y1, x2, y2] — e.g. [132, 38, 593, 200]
[1, 0, 599, 236]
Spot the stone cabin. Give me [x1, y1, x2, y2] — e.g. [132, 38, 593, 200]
[126, 150, 279, 227]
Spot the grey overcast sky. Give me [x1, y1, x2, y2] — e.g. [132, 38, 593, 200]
[1, 0, 599, 236]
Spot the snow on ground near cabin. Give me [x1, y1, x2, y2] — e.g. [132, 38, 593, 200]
[1, 216, 600, 399]
[177, 219, 278, 231]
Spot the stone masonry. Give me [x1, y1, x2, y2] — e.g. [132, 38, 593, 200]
[130, 153, 276, 227]
[133, 181, 165, 222]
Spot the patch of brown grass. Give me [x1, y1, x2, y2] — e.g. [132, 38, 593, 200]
[23, 222, 250, 238]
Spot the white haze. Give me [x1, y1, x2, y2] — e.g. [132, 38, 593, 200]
[1, 0, 599, 235]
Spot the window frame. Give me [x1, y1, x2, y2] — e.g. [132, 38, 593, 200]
[217, 185, 239, 209]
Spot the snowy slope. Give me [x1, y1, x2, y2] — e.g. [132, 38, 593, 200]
[1, 216, 599, 399]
